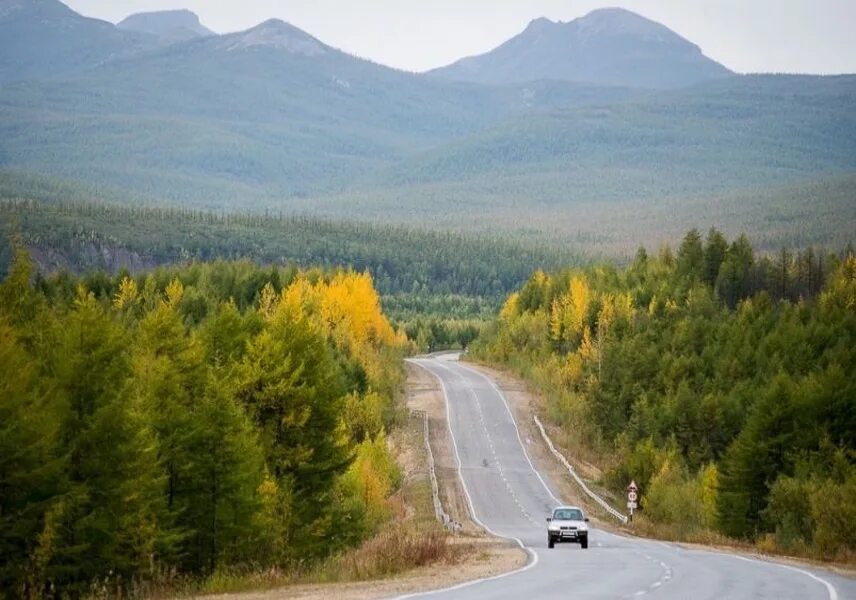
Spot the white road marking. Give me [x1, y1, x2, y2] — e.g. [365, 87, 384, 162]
[446, 361, 542, 527]
[395, 360, 541, 600]
[455, 363, 564, 505]
[402, 358, 843, 600]
[728, 554, 838, 600]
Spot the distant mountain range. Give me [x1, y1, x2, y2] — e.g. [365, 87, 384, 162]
[118, 9, 214, 43]
[0, 0, 854, 243]
[0, 7, 641, 203]
[429, 8, 732, 89]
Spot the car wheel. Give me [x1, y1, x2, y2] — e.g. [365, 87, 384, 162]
[548, 536, 555, 549]
[580, 539, 588, 549]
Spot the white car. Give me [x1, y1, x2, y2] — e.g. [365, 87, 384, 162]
[546, 506, 589, 549]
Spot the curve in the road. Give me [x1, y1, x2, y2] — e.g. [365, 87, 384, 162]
[397, 356, 851, 600]
[396, 359, 540, 600]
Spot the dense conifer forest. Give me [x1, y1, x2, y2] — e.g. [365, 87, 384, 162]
[0, 200, 574, 298]
[472, 229, 856, 558]
[0, 198, 581, 350]
[0, 246, 411, 596]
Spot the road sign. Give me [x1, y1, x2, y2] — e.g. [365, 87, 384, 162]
[627, 481, 639, 521]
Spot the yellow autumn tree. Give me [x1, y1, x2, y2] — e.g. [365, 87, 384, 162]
[500, 292, 520, 322]
[549, 295, 567, 341]
[113, 277, 139, 311]
[698, 463, 719, 529]
[615, 292, 634, 325]
[578, 326, 596, 366]
[568, 276, 591, 333]
[550, 275, 591, 343]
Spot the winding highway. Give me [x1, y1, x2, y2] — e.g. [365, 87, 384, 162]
[403, 355, 855, 600]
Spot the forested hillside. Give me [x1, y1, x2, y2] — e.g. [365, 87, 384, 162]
[3, 74, 853, 212]
[0, 197, 580, 352]
[389, 75, 856, 202]
[0, 199, 574, 299]
[0, 246, 410, 596]
[472, 230, 856, 559]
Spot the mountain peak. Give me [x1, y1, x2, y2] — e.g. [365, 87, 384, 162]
[0, 0, 158, 83]
[118, 9, 214, 42]
[525, 17, 556, 30]
[430, 7, 732, 89]
[583, 6, 643, 19]
[224, 19, 326, 55]
[573, 7, 677, 38]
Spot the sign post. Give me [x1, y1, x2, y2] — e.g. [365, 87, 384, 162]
[626, 480, 638, 522]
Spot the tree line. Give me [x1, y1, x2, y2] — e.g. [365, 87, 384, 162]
[1, 197, 582, 350]
[472, 228, 855, 559]
[0, 199, 576, 300]
[0, 246, 408, 597]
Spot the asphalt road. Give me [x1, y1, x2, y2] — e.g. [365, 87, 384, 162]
[402, 355, 854, 600]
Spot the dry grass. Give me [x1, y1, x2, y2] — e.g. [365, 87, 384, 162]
[320, 527, 464, 583]
[123, 528, 463, 599]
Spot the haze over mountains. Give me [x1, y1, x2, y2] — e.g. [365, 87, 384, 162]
[0, 0, 854, 251]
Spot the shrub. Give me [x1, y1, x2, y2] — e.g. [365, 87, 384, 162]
[809, 473, 856, 559]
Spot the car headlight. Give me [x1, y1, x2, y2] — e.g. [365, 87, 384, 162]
[578, 524, 587, 531]
[548, 525, 560, 532]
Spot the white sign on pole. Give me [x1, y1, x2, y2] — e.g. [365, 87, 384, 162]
[627, 481, 639, 521]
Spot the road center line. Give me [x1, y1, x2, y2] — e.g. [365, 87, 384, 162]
[395, 359, 540, 599]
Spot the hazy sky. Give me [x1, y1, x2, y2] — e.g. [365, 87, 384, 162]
[65, 0, 856, 75]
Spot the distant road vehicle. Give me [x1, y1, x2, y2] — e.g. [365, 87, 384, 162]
[546, 506, 589, 549]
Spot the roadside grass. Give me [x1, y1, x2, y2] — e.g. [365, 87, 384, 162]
[318, 527, 462, 583]
[627, 514, 856, 568]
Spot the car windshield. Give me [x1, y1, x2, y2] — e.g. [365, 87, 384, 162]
[553, 509, 583, 521]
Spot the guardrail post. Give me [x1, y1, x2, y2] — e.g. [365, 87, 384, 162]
[411, 409, 458, 532]
[533, 415, 629, 525]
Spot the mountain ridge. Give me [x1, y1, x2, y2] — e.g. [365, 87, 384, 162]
[430, 7, 733, 89]
[0, 0, 853, 237]
[0, 5, 634, 205]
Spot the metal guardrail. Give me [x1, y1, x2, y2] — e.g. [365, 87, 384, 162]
[411, 409, 459, 531]
[533, 415, 629, 524]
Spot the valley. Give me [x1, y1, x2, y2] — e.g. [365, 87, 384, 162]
[0, 1, 854, 598]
